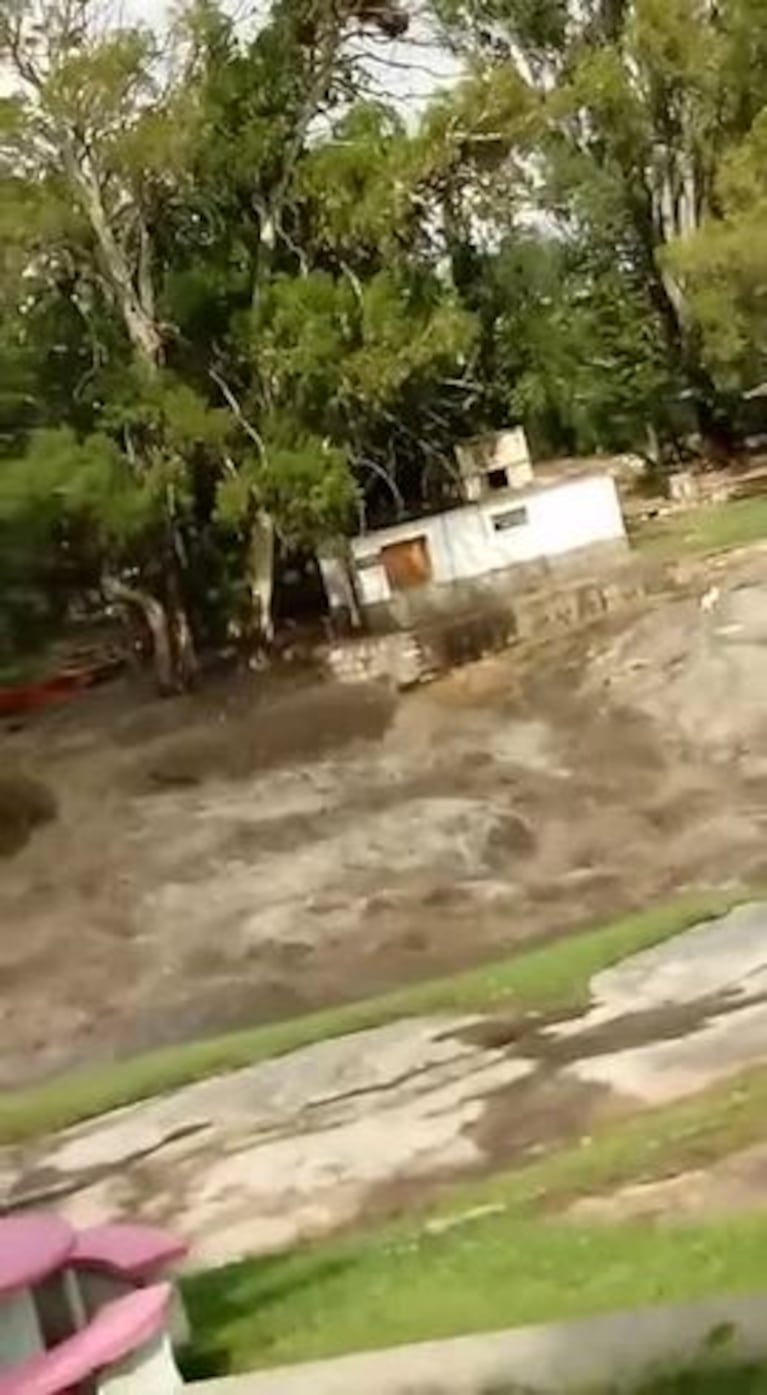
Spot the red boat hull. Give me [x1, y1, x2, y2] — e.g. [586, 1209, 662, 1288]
[0, 665, 111, 716]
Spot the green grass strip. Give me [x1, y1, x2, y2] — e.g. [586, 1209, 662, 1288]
[634, 497, 767, 559]
[182, 1057, 767, 1375]
[0, 888, 738, 1145]
[183, 1214, 767, 1374]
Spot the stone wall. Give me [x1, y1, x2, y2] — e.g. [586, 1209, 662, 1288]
[363, 539, 629, 634]
[324, 631, 432, 689]
[322, 550, 661, 690]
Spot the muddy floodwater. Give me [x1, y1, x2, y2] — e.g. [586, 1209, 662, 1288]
[7, 552, 767, 1260]
[5, 566, 767, 1088]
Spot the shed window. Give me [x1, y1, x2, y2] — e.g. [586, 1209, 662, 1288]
[492, 506, 528, 532]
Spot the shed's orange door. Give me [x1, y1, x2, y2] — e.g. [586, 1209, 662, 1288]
[380, 536, 432, 590]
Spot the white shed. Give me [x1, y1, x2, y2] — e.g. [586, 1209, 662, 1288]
[343, 471, 626, 613]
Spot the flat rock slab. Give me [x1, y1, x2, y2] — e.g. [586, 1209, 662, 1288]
[556, 901, 767, 1104]
[554, 901, 767, 1038]
[5, 1019, 532, 1267]
[564, 997, 767, 1104]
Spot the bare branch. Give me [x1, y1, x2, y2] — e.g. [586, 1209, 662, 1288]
[358, 455, 405, 516]
[136, 213, 155, 320]
[209, 366, 266, 460]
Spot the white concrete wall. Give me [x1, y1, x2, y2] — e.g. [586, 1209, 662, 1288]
[487, 474, 625, 568]
[350, 474, 625, 607]
[455, 426, 532, 477]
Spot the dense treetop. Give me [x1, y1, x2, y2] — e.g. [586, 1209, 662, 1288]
[1, 0, 765, 685]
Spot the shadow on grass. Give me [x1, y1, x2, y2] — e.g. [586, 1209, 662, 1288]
[178, 1250, 358, 1379]
[639, 1367, 767, 1395]
[181, 1274, 767, 1390]
[484, 1364, 767, 1395]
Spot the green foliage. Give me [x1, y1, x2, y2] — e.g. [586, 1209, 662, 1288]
[183, 1210, 767, 1372]
[342, 273, 476, 408]
[433, 0, 767, 426]
[255, 266, 475, 423]
[257, 441, 355, 548]
[256, 272, 357, 420]
[667, 111, 767, 384]
[297, 104, 414, 257]
[216, 436, 355, 549]
[0, 429, 131, 658]
[0, 429, 150, 567]
[6, 0, 767, 675]
[634, 497, 767, 559]
[436, 0, 568, 63]
[462, 234, 677, 457]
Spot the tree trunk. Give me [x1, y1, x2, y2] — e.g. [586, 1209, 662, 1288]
[167, 569, 200, 688]
[247, 509, 276, 646]
[59, 149, 208, 678]
[66, 153, 163, 367]
[627, 184, 735, 449]
[104, 579, 177, 694]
